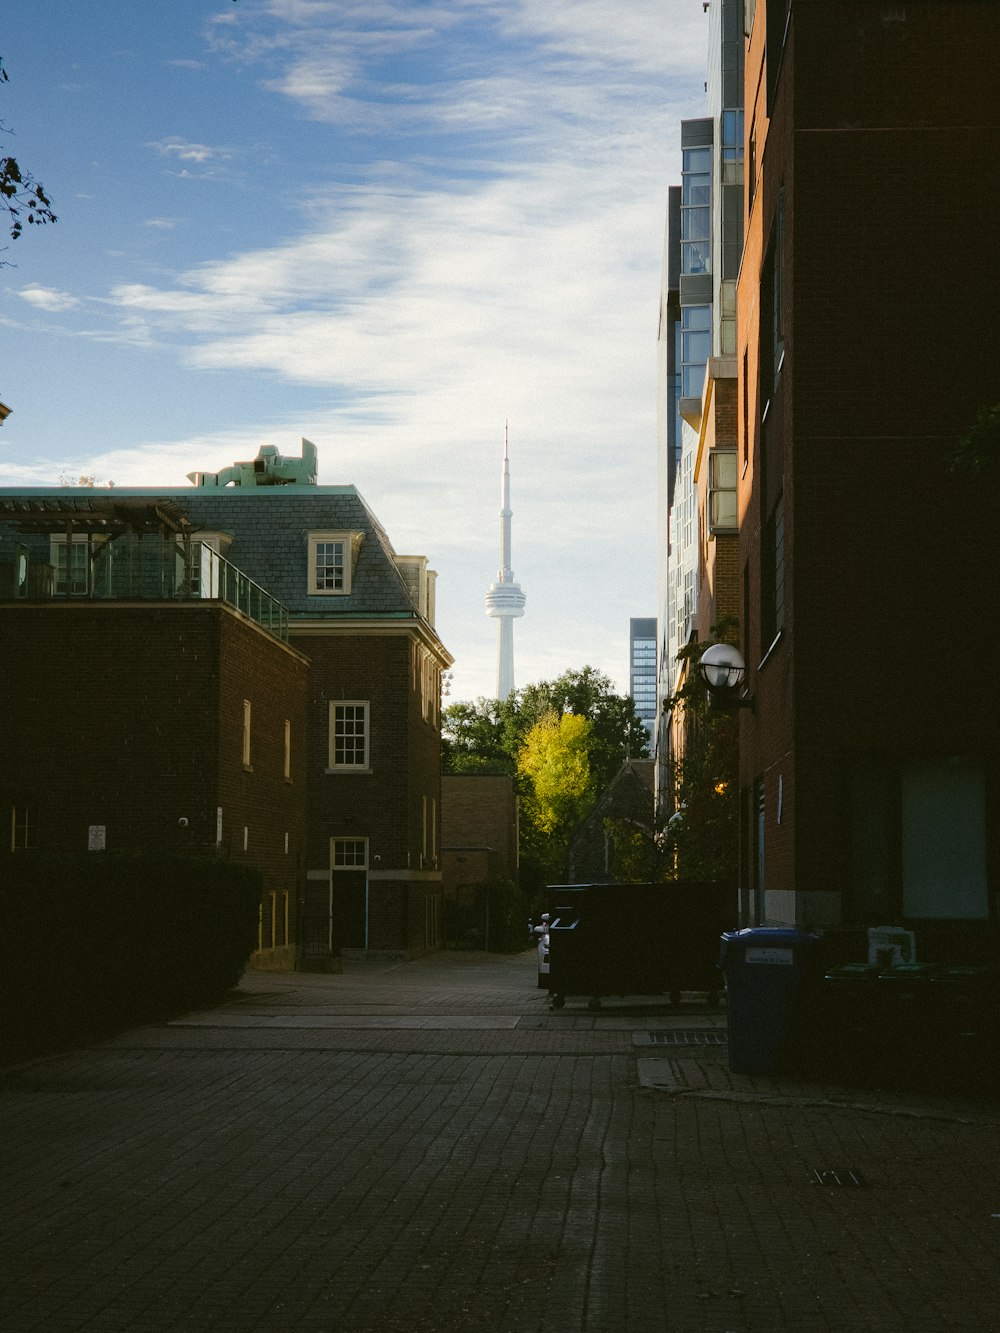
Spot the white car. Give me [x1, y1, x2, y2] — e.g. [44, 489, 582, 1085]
[532, 913, 551, 988]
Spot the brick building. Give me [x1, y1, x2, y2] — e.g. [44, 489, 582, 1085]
[0, 443, 453, 965]
[440, 773, 519, 947]
[656, 0, 744, 826]
[735, 1, 1000, 952]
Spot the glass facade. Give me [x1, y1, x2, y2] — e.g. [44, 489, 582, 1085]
[680, 146, 712, 276]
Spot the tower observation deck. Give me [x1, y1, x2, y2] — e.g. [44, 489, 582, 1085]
[484, 431, 526, 700]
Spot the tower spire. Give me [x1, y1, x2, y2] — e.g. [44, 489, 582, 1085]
[484, 424, 526, 700]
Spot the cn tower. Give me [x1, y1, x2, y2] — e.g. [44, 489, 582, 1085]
[484, 427, 526, 700]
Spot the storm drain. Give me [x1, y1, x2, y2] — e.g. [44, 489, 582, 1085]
[809, 1169, 868, 1188]
[634, 1029, 727, 1047]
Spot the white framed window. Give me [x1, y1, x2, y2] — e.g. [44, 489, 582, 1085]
[283, 719, 292, 781]
[49, 534, 106, 596]
[708, 450, 738, 533]
[333, 837, 368, 869]
[328, 701, 370, 770]
[308, 531, 358, 596]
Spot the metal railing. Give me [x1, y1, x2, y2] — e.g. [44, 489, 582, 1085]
[1, 538, 289, 642]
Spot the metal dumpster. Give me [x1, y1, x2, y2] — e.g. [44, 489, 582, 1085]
[545, 881, 736, 1009]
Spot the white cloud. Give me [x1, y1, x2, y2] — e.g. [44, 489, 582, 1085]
[5, 0, 707, 701]
[16, 285, 81, 313]
[148, 137, 230, 165]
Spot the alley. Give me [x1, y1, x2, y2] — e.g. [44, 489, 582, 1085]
[1, 950, 998, 1333]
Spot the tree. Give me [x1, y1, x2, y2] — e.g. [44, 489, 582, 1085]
[516, 666, 650, 790]
[442, 666, 648, 896]
[440, 696, 517, 774]
[518, 710, 595, 836]
[442, 666, 648, 786]
[1, 58, 57, 255]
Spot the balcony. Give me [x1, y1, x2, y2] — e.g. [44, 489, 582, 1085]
[1, 537, 289, 643]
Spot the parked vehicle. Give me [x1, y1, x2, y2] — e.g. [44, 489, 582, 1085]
[530, 913, 551, 989]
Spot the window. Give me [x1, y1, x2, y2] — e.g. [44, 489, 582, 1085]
[848, 758, 988, 922]
[708, 451, 738, 533]
[761, 494, 785, 649]
[328, 701, 370, 770]
[759, 191, 785, 403]
[333, 837, 368, 868]
[283, 719, 292, 780]
[308, 531, 357, 596]
[242, 700, 252, 769]
[10, 804, 37, 851]
[742, 349, 749, 471]
[680, 305, 711, 398]
[49, 534, 91, 596]
[721, 111, 744, 187]
[680, 146, 712, 276]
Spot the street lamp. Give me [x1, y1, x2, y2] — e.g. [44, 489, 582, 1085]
[698, 642, 753, 709]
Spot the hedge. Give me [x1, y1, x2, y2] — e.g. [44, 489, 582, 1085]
[1, 851, 261, 1062]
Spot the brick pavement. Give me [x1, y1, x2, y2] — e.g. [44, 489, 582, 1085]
[1, 949, 999, 1332]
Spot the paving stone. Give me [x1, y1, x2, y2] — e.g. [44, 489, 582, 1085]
[1, 950, 998, 1332]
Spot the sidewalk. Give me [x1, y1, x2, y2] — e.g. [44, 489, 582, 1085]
[1, 949, 998, 1332]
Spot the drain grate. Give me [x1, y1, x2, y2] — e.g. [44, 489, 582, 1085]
[643, 1029, 727, 1046]
[810, 1169, 868, 1188]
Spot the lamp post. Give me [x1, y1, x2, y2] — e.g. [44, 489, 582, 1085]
[698, 642, 753, 709]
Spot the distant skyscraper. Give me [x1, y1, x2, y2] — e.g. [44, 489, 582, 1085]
[484, 429, 526, 700]
[630, 618, 658, 748]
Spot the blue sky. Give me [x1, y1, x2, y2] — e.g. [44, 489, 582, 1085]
[1, 0, 707, 703]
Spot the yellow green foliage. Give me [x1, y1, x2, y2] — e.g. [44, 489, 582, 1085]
[517, 710, 595, 834]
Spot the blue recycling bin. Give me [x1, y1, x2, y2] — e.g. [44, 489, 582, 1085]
[720, 927, 821, 1073]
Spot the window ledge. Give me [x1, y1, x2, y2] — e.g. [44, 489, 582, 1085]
[243, 764, 254, 774]
[758, 629, 784, 671]
[324, 767, 373, 776]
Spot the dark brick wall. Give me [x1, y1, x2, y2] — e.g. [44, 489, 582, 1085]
[291, 630, 443, 952]
[441, 774, 518, 880]
[1, 603, 309, 946]
[737, 1, 1000, 915]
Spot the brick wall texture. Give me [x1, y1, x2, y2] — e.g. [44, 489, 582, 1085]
[738, 1, 1000, 923]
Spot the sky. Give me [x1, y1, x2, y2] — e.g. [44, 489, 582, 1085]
[1, 0, 708, 704]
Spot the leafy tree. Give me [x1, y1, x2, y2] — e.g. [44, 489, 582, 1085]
[440, 696, 517, 774]
[518, 710, 595, 836]
[1, 58, 57, 255]
[442, 666, 648, 785]
[516, 666, 649, 790]
[443, 667, 647, 896]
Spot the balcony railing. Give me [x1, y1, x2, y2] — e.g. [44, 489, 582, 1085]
[1, 538, 289, 642]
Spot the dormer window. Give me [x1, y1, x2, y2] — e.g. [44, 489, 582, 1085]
[308, 531, 361, 596]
